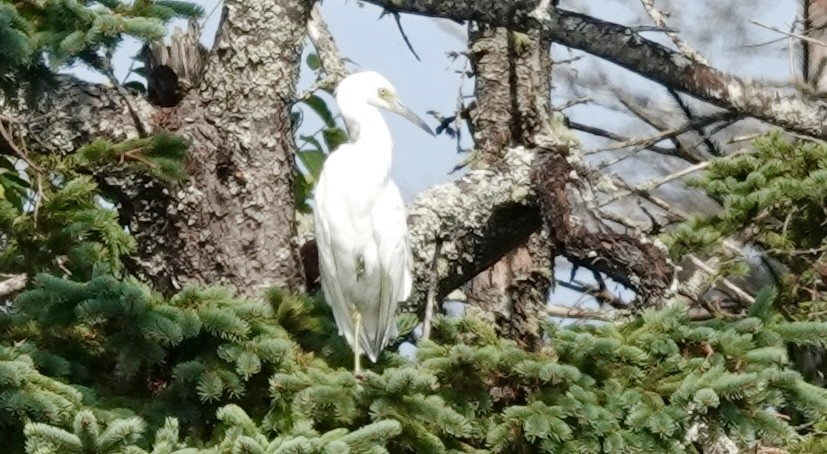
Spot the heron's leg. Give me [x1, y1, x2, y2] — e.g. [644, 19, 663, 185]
[353, 310, 362, 373]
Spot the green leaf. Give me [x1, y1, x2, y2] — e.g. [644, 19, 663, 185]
[297, 149, 327, 181]
[306, 53, 321, 71]
[303, 94, 336, 128]
[322, 127, 348, 152]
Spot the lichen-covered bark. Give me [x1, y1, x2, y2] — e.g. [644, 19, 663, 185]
[367, 0, 827, 139]
[148, 0, 311, 294]
[405, 146, 541, 312]
[404, 127, 675, 311]
[465, 24, 553, 349]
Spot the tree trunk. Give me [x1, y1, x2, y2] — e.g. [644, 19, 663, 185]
[464, 24, 553, 349]
[804, 0, 827, 92]
[131, 0, 311, 295]
[1, 1, 312, 296]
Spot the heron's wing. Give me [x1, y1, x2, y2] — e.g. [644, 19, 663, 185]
[313, 152, 359, 349]
[361, 180, 412, 360]
[313, 150, 411, 363]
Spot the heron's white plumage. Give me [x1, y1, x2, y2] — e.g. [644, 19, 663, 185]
[313, 71, 429, 364]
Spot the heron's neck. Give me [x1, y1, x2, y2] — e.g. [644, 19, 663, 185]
[342, 104, 393, 174]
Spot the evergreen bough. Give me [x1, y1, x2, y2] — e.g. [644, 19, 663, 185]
[2, 273, 826, 452]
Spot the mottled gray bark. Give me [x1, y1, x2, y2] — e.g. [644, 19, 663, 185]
[366, 0, 827, 139]
[405, 146, 541, 312]
[465, 24, 553, 349]
[151, 0, 310, 294]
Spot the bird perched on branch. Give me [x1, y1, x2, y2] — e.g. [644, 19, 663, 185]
[313, 71, 433, 372]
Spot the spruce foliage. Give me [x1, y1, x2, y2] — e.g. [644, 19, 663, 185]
[0, 0, 203, 99]
[667, 131, 827, 319]
[3, 271, 827, 452]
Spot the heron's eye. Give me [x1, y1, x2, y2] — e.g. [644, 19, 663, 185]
[377, 88, 391, 99]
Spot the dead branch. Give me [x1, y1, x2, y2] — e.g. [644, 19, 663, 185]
[638, 0, 708, 64]
[567, 120, 675, 156]
[0, 274, 27, 298]
[305, 3, 349, 95]
[365, 0, 827, 139]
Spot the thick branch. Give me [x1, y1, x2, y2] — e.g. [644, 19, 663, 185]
[405, 131, 676, 311]
[365, 0, 827, 139]
[0, 77, 151, 156]
[405, 146, 541, 311]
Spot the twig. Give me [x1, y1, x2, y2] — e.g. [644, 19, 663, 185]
[0, 115, 43, 172]
[556, 279, 629, 309]
[103, 53, 148, 138]
[589, 112, 736, 165]
[639, 0, 708, 64]
[421, 239, 442, 341]
[687, 254, 756, 305]
[119, 148, 158, 169]
[617, 95, 707, 164]
[553, 96, 592, 111]
[568, 120, 674, 155]
[33, 173, 45, 227]
[547, 304, 619, 321]
[384, 11, 422, 61]
[668, 89, 723, 156]
[601, 160, 712, 206]
[547, 302, 717, 322]
[751, 20, 827, 48]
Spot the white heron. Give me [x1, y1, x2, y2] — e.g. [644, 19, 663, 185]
[313, 71, 433, 372]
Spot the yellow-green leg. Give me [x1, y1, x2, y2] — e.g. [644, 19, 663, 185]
[353, 310, 362, 374]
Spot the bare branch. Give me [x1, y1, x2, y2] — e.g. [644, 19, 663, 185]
[752, 19, 827, 48]
[638, 0, 708, 64]
[547, 304, 620, 321]
[601, 160, 712, 207]
[687, 254, 756, 305]
[306, 3, 349, 93]
[0, 114, 43, 172]
[365, 0, 827, 139]
[567, 120, 675, 155]
[588, 111, 736, 156]
[385, 11, 422, 61]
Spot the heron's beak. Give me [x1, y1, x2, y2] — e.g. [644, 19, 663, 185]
[392, 100, 435, 136]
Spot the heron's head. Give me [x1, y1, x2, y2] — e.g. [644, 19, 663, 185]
[336, 71, 434, 135]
